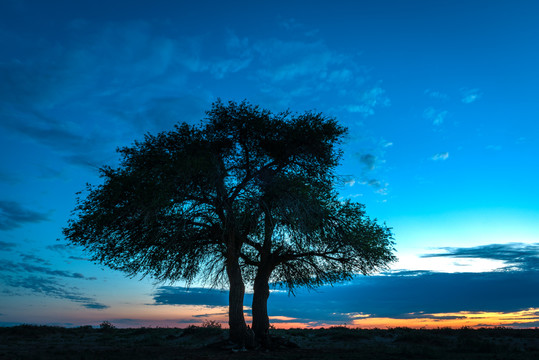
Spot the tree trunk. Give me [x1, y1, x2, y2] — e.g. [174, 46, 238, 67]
[226, 252, 254, 348]
[252, 266, 272, 348]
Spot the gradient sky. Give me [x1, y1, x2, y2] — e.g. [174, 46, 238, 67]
[1, 0, 538, 329]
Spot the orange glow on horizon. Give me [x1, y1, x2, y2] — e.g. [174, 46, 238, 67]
[348, 309, 539, 329]
[60, 306, 539, 329]
[219, 308, 539, 330]
[262, 308, 539, 329]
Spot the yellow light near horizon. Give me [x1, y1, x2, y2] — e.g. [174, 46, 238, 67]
[349, 308, 539, 329]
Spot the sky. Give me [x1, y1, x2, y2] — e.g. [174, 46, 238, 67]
[1, 0, 538, 329]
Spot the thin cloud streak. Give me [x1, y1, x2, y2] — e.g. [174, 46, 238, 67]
[0, 241, 16, 251]
[2, 274, 107, 310]
[0, 258, 97, 280]
[0, 201, 49, 230]
[422, 242, 539, 271]
[431, 152, 449, 161]
[460, 88, 482, 104]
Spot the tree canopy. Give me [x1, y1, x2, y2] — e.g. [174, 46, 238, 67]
[63, 100, 367, 347]
[238, 137, 395, 346]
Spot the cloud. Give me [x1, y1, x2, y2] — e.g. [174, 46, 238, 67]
[345, 86, 390, 116]
[250, 37, 387, 113]
[254, 39, 340, 83]
[82, 303, 109, 310]
[362, 179, 388, 195]
[0, 20, 211, 167]
[153, 286, 231, 307]
[208, 31, 253, 79]
[46, 243, 80, 254]
[431, 152, 449, 161]
[68, 256, 90, 261]
[0, 107, 113, 169]
[344, 177, 356, 187]
[423, 107, 448, 126]
[278, 17, 303, 31]
[0, 201, 49, 230]
[19, 253, 51, 266]
[359, 154, 377, 170]
[422, 243, 539, 271]
[1, 18, 389, 174]
[152, 270, 539, 325]
[461, 88, 482, 104]
[0, 257, 96, 280]
[2, 275, 108, 310]
[0, 241, 16, 251]
[424, 89, 449, 100]
[191, 311, 228, 318]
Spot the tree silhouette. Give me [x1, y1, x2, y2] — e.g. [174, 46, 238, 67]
[63, 100, 351, 347]
[240, 137, 395, 347]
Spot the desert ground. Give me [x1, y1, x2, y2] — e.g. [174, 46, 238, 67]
[1, 324, 538, 359]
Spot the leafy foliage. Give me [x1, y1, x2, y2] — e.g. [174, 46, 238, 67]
[64, 100, 395, 346]
[64, 100, 348, 287]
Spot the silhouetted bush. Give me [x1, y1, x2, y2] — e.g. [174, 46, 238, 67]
[99, 321, 116, 331]
[181, 321, 224, 338]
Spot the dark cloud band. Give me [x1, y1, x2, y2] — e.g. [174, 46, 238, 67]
[152, 270, 539, 325]
[0, 201, 49, 230]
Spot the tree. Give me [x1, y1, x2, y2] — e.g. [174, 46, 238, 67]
[63, 100, 348, 347]
[248, 197, 395, 346]
[241, 146, 395, 347]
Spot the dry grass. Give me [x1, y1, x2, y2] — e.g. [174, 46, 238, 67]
[0, 324, 538, 359]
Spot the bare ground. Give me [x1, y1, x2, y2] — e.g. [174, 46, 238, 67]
[1, 325, 538, 359]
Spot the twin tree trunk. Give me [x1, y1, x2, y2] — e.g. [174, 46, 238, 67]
[227, 254, 273, 348]
[226, 248, 255, 348]
[251, 264, 273, 347]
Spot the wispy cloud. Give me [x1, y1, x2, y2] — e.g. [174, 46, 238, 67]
[423, 107, 448, 126]
[0, 201, 49, 230]
[344, 86, 390, 117]
[0, 251, 103, 309]
[431, 152, 449, 161]
[46, 243, 78, 254]
[422, 243, 539, 271]
[1, 20, 389, 170]
[250, 37, 388, 113]
[0, 258, 96, 280]
[367, 179, 382, 188]
[460, 88, 482, 104]
[2, 274, 107, 310]
[354, 178, 388, 195]
[254, 39, 341, 83]
[47, 243, 90, 262]
[424, 89, 449, 101]
[359, 154, 377, 170]
[0, 21, 212, 167]
[19, 253, 51, 266]
[344, 177, 356, 187]
[0, 241, 16, 251]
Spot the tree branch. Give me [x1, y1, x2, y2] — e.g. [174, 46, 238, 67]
[239, 252, 259, 266]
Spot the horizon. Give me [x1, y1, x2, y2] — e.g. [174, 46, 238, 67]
[1, 0, 538, 329]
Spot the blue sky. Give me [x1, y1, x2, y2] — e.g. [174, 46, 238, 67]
[1, 0, 538, 328]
